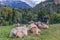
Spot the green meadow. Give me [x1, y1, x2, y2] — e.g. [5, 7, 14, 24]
[0, 24, 60, 40]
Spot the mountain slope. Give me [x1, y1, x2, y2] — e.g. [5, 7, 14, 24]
[33, 0, 60, 14]
[0, 1, 31, 8]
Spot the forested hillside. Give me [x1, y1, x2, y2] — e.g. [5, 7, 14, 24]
[0, 0, 60, 25]
[0, 6, 37, 25]
[33, 0, 60, 24]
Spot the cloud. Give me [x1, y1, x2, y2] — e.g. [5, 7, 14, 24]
[0, 0, 3, 1]
[33, 0, 45, 4]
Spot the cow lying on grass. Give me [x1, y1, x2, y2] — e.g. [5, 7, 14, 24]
[29, 20, 49, 29]
[28, 22, 41, 35]
[35, 21, 49, 29]
[9, 24, 28, 38]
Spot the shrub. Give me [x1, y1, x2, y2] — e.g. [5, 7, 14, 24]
[49, 13, 60, 24]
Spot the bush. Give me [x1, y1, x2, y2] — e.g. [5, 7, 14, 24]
[49, 13, 60, 24]
[0, 20, 9, 26]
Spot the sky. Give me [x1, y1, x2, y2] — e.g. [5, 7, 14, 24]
[0, 0, 45, 7]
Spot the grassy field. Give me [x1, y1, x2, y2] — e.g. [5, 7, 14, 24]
[0, 24, 60, 40]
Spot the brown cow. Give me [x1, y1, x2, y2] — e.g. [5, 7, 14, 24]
[9, 24, 28, 38]
[28, 22, 41, 35]
[35, 21, 49, 29]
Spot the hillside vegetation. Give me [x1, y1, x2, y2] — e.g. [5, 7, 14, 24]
[0, 0, 60, 25]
